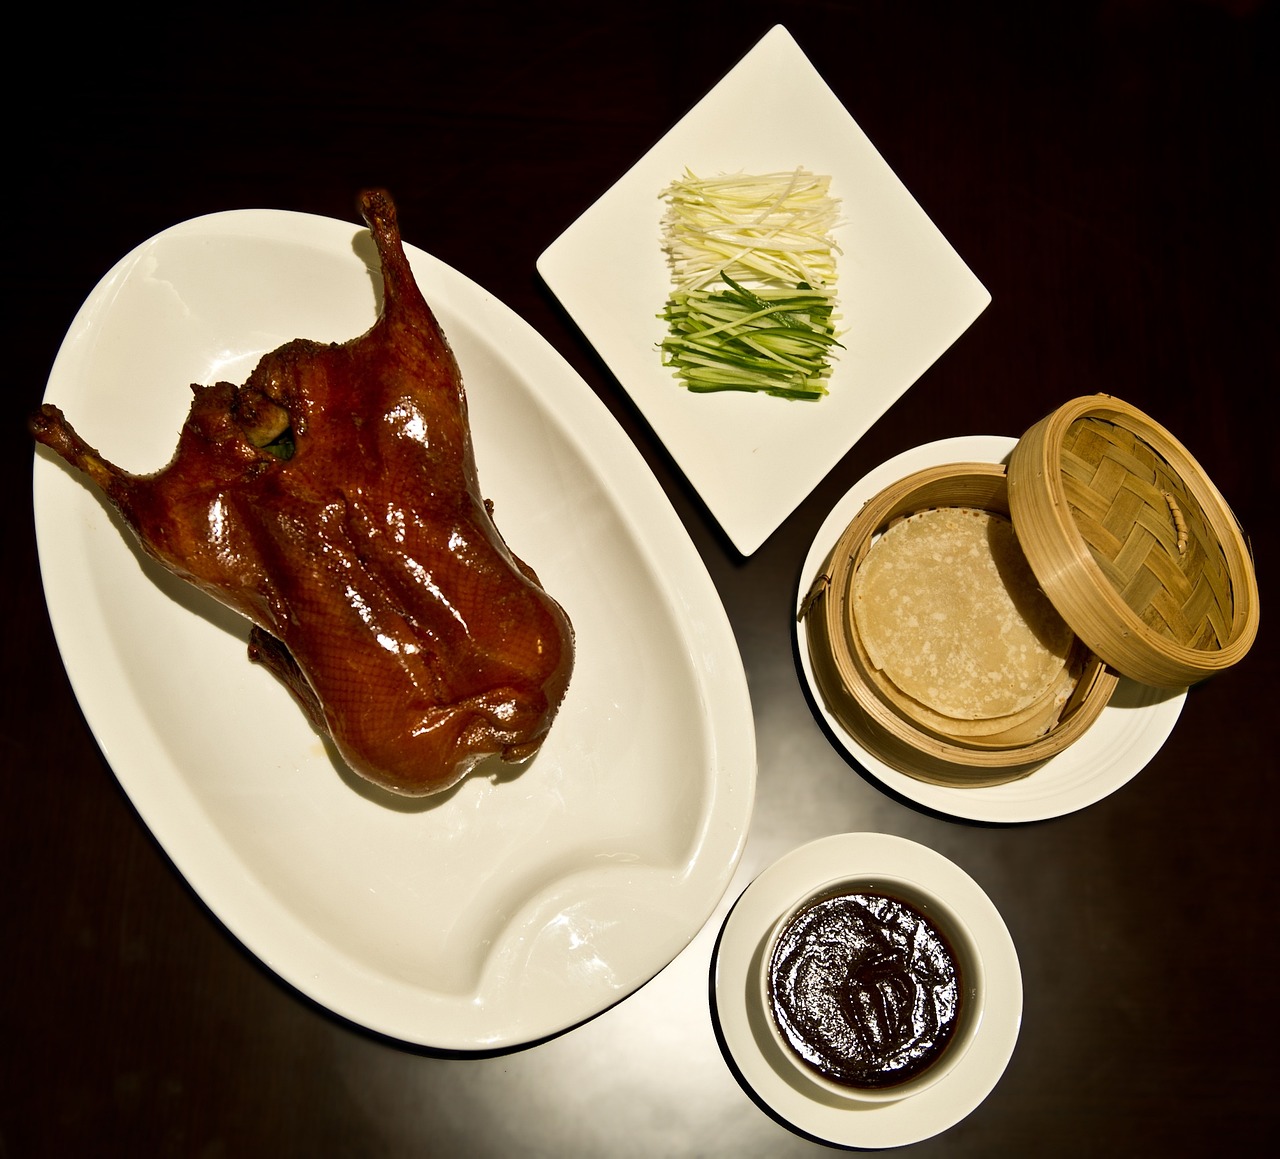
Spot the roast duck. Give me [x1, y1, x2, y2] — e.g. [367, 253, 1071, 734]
[31, 189, 574, 797]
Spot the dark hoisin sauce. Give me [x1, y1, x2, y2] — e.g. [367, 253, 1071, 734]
[768, 890, 963, 1089]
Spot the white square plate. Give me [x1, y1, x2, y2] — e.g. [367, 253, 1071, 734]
[538, 25, 991, 556]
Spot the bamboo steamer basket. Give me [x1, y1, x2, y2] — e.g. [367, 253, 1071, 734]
[802, 394, 1259, 788]
[803, 462, 1118, 787]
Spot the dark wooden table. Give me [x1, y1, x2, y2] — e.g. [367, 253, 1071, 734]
[4, 4, 1275, 1155]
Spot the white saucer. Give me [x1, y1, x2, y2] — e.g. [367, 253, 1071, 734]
[795, 436, 1187, 823]
[712, 833, 1022, 1148]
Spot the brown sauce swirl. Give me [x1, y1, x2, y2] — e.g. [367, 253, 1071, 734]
[768, 891, 962, 1089]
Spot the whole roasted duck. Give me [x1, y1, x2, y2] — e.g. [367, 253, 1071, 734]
[31, 189, 574, 797]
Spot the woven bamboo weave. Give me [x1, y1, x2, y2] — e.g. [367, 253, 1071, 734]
[1008, 396, 1258, 687]
[1060, 418, 1225, 650]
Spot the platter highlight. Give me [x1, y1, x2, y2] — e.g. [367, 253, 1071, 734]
[33, 206, 756, 1049]
[538, 24, 990, 555]
[795, 437, 1187, 823]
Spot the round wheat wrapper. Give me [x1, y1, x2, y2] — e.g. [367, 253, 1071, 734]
[852, 508, 1074, 720]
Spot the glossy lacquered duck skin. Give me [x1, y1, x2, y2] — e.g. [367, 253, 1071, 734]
[30, 189, 574, 797]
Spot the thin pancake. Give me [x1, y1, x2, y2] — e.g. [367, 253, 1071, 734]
[852, 507, 1073, 720]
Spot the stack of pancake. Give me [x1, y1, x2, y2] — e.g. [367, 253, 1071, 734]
[850, 507, 1079, 749]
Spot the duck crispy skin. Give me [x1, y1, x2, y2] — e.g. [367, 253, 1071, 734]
[31, 189, 574, 797]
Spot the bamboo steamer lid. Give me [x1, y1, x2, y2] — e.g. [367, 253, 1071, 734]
[1007, 395, 1259, 688]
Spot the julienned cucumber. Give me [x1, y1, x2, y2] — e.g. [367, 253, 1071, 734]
[660, 275, 842, 400]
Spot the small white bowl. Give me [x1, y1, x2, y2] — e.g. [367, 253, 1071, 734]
[759, 872, 985, 1104]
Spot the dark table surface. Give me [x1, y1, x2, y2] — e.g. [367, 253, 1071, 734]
[3, 3, 1276, 1156]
